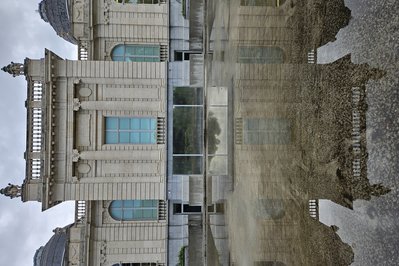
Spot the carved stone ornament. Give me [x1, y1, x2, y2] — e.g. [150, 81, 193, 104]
[2, 62, 25, 77]
[72, 149, 80, 162]
[0, 183, 22, 199]
[73, 98, 81, 111]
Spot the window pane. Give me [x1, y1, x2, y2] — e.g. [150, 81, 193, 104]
[141, 132, 151, 143]
[143, 200, 156, 207]
[112, 200, 123, 208]
[173, 156, 203, 175]
[143, 209, 155, 219]
[131, 118, 140, 130]
[133, 209, 143, 219]
[106, 132, 118, 144]
[106, 117, 118, 130]
[124, 200, 134, 207]
[133, 200, 142, 207]
[130, 132, 140, 143]
[124, 210, 134, 220]
[119, 132, 130, 143]
[120, 118, 130, 130]
[112, 45, 124, 56]
[141, 118, 151, 130]
[173, 107, 203, 154]
[173, 87, 203, 105]
[150, 119, 157, 130]
[111, 209, 123, 220]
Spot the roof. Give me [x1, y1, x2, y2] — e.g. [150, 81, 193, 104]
[38, 0, 77, 44]
[33, 226, 70, 266]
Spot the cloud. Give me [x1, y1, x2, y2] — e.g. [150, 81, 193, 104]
[0, 1, 76, 265]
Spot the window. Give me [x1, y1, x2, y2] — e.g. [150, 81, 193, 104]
[172, 87, 204, 175]
[238, 47, 284, 64]
[240, 0, 286, 6]
[173, 203, 202, 214]
[109, 200, 158, 221]
[112, 263, 157, 266]
[105, 117, 157, 144]
[111, 45, 160, 62]
[115, 0, 160, 4]
[244, 118, 291, 144]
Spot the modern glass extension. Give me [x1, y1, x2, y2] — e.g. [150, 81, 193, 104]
[172, 87, 204, 175]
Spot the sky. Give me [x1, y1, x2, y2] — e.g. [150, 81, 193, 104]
[0, 1, 76, 265]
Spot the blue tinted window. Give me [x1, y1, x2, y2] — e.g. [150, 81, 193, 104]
[109, 200, 158, 221]
[105, 117, 157, 144]
[111, 44, 160, 62]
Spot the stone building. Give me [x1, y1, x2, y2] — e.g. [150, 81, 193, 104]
[1, 0, 387, 265]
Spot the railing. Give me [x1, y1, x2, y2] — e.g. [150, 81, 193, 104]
[27, 80, 44, 179]
[160, 45, 168, 62]
[235, 118, 243, 144]
[75, 200, 86, 222]
[157, 117, 166, 144]
[309, 199, 319, 220]
[307, 49, 316, 64]
[158, 200, 167, 220]
[78, 44, 89, 61]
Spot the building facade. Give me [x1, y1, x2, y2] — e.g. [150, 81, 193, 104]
[1, 0, 387, 265]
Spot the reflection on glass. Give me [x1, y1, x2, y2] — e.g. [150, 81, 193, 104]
[173, 107, 203, 154]
[173, 156, 203, 175]
[173, 87, 203, 105]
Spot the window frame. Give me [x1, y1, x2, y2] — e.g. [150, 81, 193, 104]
[111, 44, 161, 62]
[104, 117, 157, 145]
[109, 200, 159, 221]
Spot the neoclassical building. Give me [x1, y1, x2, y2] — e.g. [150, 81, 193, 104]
[2, 0, 388, 265]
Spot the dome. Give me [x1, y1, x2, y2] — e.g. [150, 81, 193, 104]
[38, 0, 77, 44]
[33, 226, 70, 266]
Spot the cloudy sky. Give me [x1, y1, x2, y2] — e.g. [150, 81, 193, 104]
[0, 1, 76, 265]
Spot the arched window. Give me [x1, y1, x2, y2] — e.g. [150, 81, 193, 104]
[238, 47, 284, 64]
[109, 200, 158, 221]
[111, 45, 160, 62]
[115, 0, 160, 4]
[240, 0, 286, 6]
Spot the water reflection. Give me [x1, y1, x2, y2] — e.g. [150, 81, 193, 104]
[204, 0, 396, 265]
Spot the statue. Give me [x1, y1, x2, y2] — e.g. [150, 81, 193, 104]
[1, 62, 25, 77]
[0, 183, 22, 199]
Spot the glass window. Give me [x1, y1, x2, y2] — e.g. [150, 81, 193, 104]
[243, 118, 291, 145]
[105, 117, 157, 144]
[173, 87, 203, 105]
[173, 156, 203, 175]
[240, 0, 286, 6]
[109, 200, 158, 221]
[111, 45, 160, 62]
[238, 47, 284, 64]
[173, 107, 203, 154]
[115, 0, 160, 4]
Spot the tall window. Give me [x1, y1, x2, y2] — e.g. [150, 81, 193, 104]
[111, 45, 160, 62]
[240, 0, 286, 6]
[244, 118, 291, 144]
[105, 117, 157, 144]
[238, 47, 284, 64]
[115, 0, 160, 4]
[109, 200, 158, 221]
[112, 263, 157, 266]
[173, 87, 204, 175]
